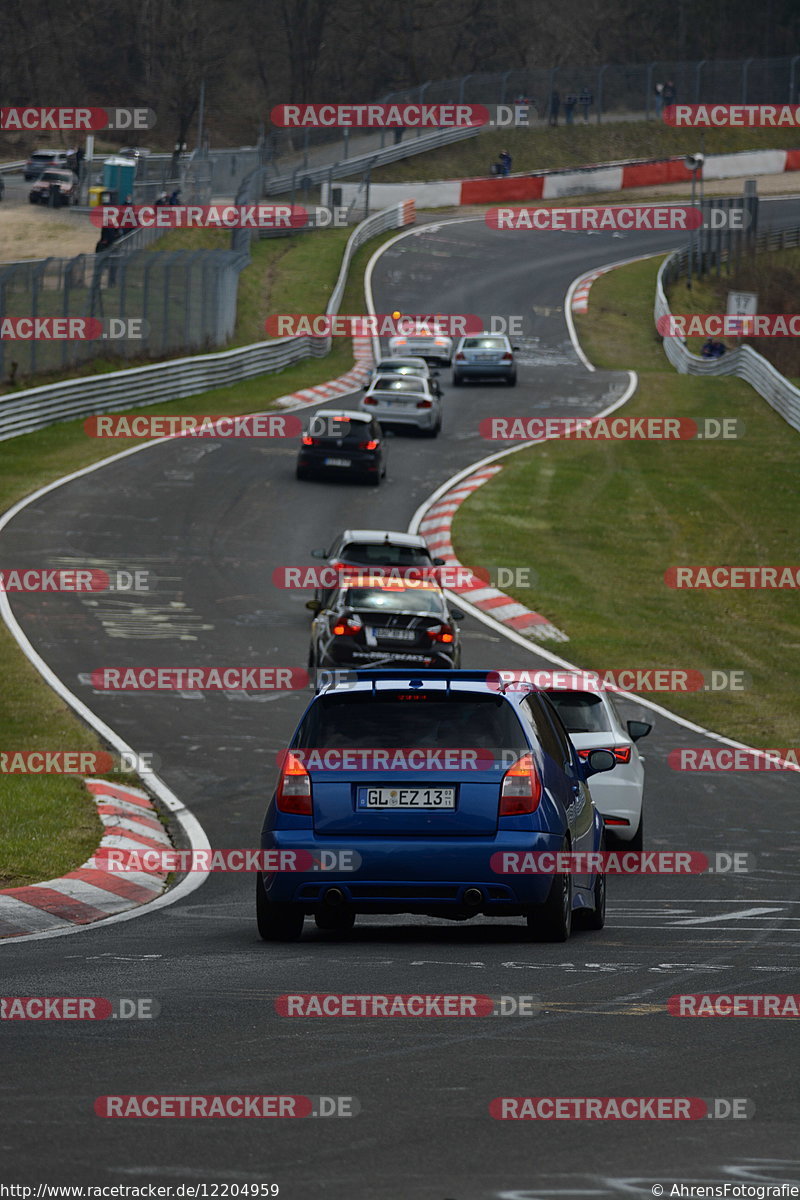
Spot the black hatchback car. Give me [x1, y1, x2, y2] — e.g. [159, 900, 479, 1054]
[307, 581, 464, 676]
[296, 410, 386, 485]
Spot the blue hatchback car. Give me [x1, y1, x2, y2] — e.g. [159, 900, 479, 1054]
[257, 670, 615, 943]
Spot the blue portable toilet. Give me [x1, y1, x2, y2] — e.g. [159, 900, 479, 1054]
[103, 156, 136, 202]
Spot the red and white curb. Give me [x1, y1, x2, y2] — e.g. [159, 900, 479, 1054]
[0, 779, 169, 939]
[273, 335, 374, 409]
[571, 266, 614, 314]
[418, 465, 569, 643]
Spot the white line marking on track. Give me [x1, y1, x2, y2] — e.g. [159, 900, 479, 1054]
[671, 907, 784, 925]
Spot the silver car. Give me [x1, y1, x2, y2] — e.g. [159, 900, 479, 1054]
[452, 333, 519, 386]
[371, 356, 443, 397]
[359, 374, 442, 436]
[388, 331, 453, 365]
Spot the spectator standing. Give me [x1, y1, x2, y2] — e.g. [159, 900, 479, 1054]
[579, 87, 593, 122]
[663, 80, 677, 107]
[499, 149, 512, 176]
[564, 93, 577, 124]
[548, 89, 560, 126]
[654, 82, 665, 120]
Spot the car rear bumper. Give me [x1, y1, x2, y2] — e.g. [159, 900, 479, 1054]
[297, 449, 381, 475]
[361, 405, 437, 430]
[260, 829, 570, 910]
[318, 644, 458, 670]
[453, 363, 515, 379]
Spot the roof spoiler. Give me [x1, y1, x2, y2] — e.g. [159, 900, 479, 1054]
[313, 668, 513, 695]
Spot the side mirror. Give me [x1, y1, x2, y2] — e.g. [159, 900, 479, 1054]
[449, 608, 465, 620]
[310, 548, 326, 559]
[627, 719, 652, 742]
[512, 345, 521, 352]
[583, 748, 616, 777]
[433, 557, 446, 566]
[305, 599, 322, 614]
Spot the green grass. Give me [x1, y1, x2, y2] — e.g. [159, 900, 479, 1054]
[452, 254, 800, 745]
[373, 121, 800, 183]
[0, 223, 399, 888]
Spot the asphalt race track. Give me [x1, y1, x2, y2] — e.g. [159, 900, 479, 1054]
[2, 204, 799, 1199]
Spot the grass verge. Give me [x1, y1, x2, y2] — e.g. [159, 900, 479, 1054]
[0, 223, 398, 888]
[451, 254, 800, 745]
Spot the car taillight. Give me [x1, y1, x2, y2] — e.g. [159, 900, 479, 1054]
[363, 396, 378, 405]
[455, 351, 465, 361]
[302, 435, 315, 446]
[427, 623, 454, 644]
[577, 746, 631, 764]
[359, 439, 379, 450]
[331, 614, 362, 636]
[276, 752, 312, 814]
[501, 351, 513, 361]
[416, 399, 433, 409]
[499, 753, 542, 815]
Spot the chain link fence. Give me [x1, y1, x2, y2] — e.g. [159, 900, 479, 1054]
[0, 245, 248, 383]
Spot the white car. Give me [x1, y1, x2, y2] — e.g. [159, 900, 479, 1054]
[388, 331, 453, 365]
[370, 356, 443, 396]
[360, 374, 442, 436]
[543, 687, 651, 848]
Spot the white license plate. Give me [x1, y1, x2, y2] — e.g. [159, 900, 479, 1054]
[324, 457, 351, 467]
[358, 787, 456, 809]
[371, 626, 416, 641]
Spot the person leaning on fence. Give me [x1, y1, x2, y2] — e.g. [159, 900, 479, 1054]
[564, 94, 577, 124]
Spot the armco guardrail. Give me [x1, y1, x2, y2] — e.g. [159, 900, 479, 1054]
[0, 201, 413, 442]
[264, 124, 480, 196]
[655, 243, 800, 434]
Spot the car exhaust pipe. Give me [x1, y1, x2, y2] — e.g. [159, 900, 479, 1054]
[463, 887, 483, 909]
[324, 887, 346, 908]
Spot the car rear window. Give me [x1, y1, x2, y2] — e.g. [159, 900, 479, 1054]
[340, 543, 431, 566]
[543, 690, 612, 733]
[296, 693, 527, 751]
[308, 416, 369, 441]
[462, 337, 506, 349]
[342, 586, 446, 615]
[373, 376, 425, 392]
